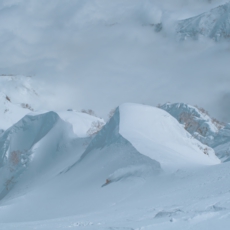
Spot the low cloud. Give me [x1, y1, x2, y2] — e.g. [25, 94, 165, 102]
[0, 0, 229, 121]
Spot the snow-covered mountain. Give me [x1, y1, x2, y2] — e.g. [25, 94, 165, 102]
[0, 75, 38, 106]
[117, 103, 218, 169]
[0, 110, 105, 199]
[160, 102, 230, 161]
[0, 75, 105, 134]
[0, 92, 32, 131]
[0, 103, 229, 230]
[0, 103, 220, 198]
[177, 2, 230, 41]
[0, 103, 218, 199]
[0, 75, 38, 130]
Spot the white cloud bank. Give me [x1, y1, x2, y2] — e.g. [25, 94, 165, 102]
[0, 0, 229, 120]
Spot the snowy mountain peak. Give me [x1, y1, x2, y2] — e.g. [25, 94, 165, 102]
[81, 103, 219, 172]
[0, 92, 35, 131]
[0, 75, 41, 130]
[160, 102, 222, 136]
[160, 102, 230, 162]
[177, 2, 230, 41]
[0, 75, 38, 104]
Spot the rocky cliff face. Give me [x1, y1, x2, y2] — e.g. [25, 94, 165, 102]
[160, 103, 230, 161]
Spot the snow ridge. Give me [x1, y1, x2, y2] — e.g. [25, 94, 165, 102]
[0, 112, 72, 199]
[65, 107, 161, 182]
[177, 2, 230, 41]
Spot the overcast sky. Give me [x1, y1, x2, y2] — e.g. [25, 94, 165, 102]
[0, 0, 230, 121]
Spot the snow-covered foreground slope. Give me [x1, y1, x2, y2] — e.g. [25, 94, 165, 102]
[0, 103, 224, 230]
[0, 160, 229, 229]
[177, 2, 230, 41]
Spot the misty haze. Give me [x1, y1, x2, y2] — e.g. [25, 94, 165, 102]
[0, 1, 230, 230]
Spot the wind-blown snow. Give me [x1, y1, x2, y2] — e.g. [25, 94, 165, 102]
[57, 110, 105, 137]
[0, 110, 97, 200]
[0, 103, 228, 230]
[0, 1, 230, 229]
[119, 103, 219, 170]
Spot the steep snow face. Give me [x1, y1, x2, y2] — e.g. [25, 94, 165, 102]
[177, 2, 230, 41]
[0, 107, 161, 221]
[68, 107, 161, 183]
[160, 103, 230, 162]
[119, 103, 219, 170]
[0, 111, 89, 199]
[0, 104, 227, 228]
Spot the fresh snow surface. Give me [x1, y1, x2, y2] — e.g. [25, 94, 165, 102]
[0, 92, 32, 131]
[0, 74, 105, 135]
[0, 75, 38, 107]
[119, 103, 219, 171]
[0, 109, 106, 200]
[57, 111, 105, 137]
[0, 75, 38, 130]
[160, 102, 230, 162]
[0, 103, 228, 230]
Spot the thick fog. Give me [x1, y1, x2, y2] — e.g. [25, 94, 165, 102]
[0, 0, 229, 121]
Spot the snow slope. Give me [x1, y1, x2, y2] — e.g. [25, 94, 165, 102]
[0, 75, 38, 130]
[0, 75, 105, 137]
[177, 2, 230, 41]
[119, 103, 219, 170]
[57, 110, 105, 137]
[160, 103, 221, 146]
[0, 92, 32, 131]
[0, 103, 227, 230]
[161, 102, 230, 162]
[0, 104, 161, 221]
[0, 111, 95, 200]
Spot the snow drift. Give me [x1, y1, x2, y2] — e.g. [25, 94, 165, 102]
[0, 103, 222, 224]
[118, 103, 219, 170]
[72, 103, 219, 175]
